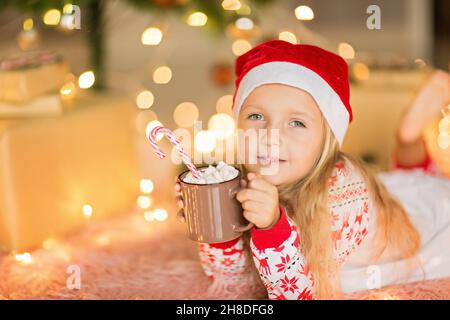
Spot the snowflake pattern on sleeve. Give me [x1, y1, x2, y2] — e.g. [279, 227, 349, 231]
[197, 236, 249, 283]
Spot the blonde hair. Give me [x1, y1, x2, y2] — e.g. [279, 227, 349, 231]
[241, 121, 421, 299]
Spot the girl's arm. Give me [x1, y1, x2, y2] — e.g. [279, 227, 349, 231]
[249, 206, 314, 300]
[197, 236, 249, 283]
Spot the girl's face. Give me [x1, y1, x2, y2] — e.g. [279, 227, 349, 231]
[237, 83, 325, 186]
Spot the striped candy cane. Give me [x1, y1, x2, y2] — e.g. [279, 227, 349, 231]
[148, 126, 202, 179]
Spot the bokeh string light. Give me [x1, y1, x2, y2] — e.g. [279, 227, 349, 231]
[438, 105, 450, 149]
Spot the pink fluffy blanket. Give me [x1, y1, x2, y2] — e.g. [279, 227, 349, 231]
[1, 206, 449, 300]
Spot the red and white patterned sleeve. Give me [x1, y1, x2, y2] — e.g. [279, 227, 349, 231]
[249, 157, 372, 300]
[249, 207, 314, 300]
[197, 236, 249, 283]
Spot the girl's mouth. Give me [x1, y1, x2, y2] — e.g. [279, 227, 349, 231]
[257, 156, 286, 166]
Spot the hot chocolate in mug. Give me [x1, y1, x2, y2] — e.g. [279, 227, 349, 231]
[177, 166, 254, 243]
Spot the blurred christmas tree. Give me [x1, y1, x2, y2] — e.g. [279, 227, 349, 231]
[0, 0, 274, 89]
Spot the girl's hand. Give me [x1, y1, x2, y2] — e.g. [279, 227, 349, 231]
[174, 179, 185, 223]
[236, 172, 280, 230]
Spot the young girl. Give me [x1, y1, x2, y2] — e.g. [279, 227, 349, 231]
[175, 40, 450, 299]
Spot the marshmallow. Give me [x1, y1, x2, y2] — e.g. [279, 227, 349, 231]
[182, 162, 239, 184]
[216, 161, 227, 171]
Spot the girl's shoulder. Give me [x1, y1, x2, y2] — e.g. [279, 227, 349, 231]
[327, 156, 365, 189]
[327, 156, 370, 209]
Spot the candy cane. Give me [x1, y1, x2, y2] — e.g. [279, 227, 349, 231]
[148, 126, 202, 179]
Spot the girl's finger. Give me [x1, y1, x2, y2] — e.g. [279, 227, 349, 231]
[177, 209, 186, 223]
[242, 210, 264, 225]
[247, 172, 257, 180]
[247, 176, 275, 194]
[240, 179, 247, 188]
[174, 182, 181, 192]
[243, 210, 277, 229]
[176, 196, 184, 208]
[241, 200, 265, 213]
[236, 188, 267, 204]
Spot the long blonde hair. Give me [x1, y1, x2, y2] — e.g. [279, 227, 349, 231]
[241, 121, 421, 299]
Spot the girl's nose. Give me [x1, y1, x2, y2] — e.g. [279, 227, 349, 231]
[260, 124, 281, 147]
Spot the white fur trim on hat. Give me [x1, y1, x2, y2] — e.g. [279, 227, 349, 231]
[233, 61, 350, 146]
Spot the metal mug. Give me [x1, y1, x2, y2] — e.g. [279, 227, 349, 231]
[177, 166, 254, 243]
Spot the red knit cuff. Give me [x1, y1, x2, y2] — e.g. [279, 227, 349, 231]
[250, 206, 291, 250]
[208, 236, 240, 249]
[392, 147, 432, 171]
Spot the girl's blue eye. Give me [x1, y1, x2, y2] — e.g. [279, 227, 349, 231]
[290, 120, 306, 128]
[248, 113, 263, 120]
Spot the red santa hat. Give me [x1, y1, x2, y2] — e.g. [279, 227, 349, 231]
[232, 39, 353, 147]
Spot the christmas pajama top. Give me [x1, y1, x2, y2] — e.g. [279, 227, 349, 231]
[197, 153, 450, 300]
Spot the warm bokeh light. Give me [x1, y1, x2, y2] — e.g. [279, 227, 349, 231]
[153, 66, 172, 84]
[15, 252, 33, 264]
[236, 4, 251, 15]
[63, 4, 74, 14]
[140, 179, 154, 194]
[439, 115, 449, 133]
[222, 0, 241, 11]
[338, 42, 355, 60]
[294, 5, 314, 21]
[438, 132, 449, 149]
[352, 63, 370, 80]
[60, 82, 76, 97]
[187, 12, 208, 27]
[235, 17, 254, 30]
[145, 120, 164, 141]
[278, 31, 297, 44]
[43, 9, 61, 25]
[23, 18, 34, 31]
[232, 39, 252, 56]
[136, 90, 155, 109]
[82, 204, 93, 219]
[141, 27, 163, 45]
[78, 71, 95, 89]
[216, 95, 233, 115]
[144, 210, 154, 222]
[195, 130, 217, 153]
[173, 102, 199, 127]
[43, 238, 58, 250]
[208, 113, 235, 139]
[137, 195, 152, 209]
[153, 208, 168, 221]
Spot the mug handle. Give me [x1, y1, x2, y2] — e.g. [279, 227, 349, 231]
[229, 185, 255, 232]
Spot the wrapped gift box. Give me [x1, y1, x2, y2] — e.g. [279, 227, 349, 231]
[0, 52, 69, 103]
[0, 94, 142, 251]
[0, 94, 63, 118]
